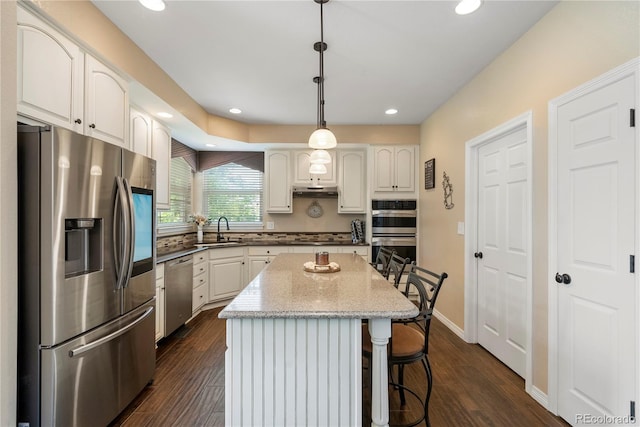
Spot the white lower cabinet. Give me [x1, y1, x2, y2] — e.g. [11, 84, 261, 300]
[342, 246, 369, 261]
[209, 247, 245, 302]
[192, 251, 208, 313]
[155, 263, 165, 342]
[246, 246, 290, 283]
[283, 245, 369, 261]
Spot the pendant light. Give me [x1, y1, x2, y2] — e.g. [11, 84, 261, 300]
[309, 163, 328, 174]
[310, 149, 332, 164]
[308, 0, 337, 150]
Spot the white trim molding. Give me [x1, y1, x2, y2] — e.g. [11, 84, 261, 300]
[433, 309, 465, 340]
[463, 110, 534, 394]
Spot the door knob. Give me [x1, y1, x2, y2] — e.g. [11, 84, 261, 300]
[555, 273, 571, 285]
[74, 118, 82, 124]
[474, 252, 483, 259]
[89, 123, 96, 129]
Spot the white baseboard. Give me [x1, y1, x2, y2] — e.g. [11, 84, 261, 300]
[529, 385, 549, 410]
[433, 309, 465, 340]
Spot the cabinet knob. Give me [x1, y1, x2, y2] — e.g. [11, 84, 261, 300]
[74, 118, 82, 124]
[89, 123, 96, 129]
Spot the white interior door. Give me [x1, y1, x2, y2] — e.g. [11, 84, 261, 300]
[553, 72, 636, 424]
[476, 125, 529, 378]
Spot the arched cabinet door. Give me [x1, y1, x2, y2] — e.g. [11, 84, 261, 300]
[17, 5, 84, 133]
[265, 151, 292, 213]
[84, 54, 129, 147]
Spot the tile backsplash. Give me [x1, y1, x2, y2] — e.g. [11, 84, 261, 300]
[156, 231, 355, 256]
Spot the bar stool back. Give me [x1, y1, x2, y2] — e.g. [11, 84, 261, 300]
[387, 254, 411, 290]
[370, 246, 395, 279]
[363, 264, 448, 427]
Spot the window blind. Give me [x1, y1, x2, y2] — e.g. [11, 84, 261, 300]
[158, 157, 193, 225]
[203, 162, 263, 227]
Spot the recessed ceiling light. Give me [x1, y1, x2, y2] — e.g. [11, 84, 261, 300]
[139, 0, 165, 12]
[385, 108, 398, 115]
[455, 0, 482, 15]
[229, 108, 242, 114]
[206, 144, 217, 148]
[157, 112, 173, 118]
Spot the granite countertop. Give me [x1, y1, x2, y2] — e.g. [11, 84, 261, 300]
[219, 253, 418, 320]
[156, 247, 208, 264]
[156, 240, 369, 264]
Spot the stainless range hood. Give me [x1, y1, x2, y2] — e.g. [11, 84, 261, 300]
[292, 186, 339, 198]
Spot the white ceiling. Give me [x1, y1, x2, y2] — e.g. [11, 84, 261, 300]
[92, 0, 557, 147]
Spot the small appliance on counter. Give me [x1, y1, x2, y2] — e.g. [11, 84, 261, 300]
[351, 219, 365, 243]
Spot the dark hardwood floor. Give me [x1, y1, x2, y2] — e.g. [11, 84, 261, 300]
[111, 307, 568, 426]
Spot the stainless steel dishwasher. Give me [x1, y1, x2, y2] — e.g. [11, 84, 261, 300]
[164, 255, 193, 336]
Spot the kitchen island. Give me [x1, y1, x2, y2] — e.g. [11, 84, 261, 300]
[219, 253, 418, 427]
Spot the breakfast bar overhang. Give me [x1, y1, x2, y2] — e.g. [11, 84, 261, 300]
[219, 253, 418, 427]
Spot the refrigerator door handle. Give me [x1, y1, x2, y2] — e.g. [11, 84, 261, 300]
[113, 177, 131, 290]
[68, 306, 154, 358]
[122, 178, 135, 286]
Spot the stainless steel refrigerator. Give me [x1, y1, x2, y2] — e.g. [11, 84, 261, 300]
[17, 125, 157, 426]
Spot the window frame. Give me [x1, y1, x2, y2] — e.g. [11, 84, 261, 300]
[201, 162, 264, 230]
[157, 156, 194, 234]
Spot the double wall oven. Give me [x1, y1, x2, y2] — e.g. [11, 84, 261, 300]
[371, 199, 417, 264]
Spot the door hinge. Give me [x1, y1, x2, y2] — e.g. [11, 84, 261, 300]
[630, 400, 635, 421]
[631, 109, 636, 127]
[631, 255, 635, 273]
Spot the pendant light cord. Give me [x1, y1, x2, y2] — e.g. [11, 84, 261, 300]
[319, 1, 326, 128]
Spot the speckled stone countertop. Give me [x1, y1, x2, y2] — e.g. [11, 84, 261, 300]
[219, 253, 418, 320]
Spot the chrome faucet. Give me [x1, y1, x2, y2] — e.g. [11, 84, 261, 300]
[217, 216, 229, 242]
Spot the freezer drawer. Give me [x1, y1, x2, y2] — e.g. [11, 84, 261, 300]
[38, 301, 156, 427]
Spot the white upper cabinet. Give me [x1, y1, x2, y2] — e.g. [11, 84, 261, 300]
[152, 120, 171, 210]
[292, 150, 337, 187]
[130, 107, 152, 157]
[265, 151, 292, 213]
[338, 150, 366, 213]
[17, 6, 129, 147]
[17, 6, 84, 133]
[84, 55, 129, 147]
[372, 146, 417, 194]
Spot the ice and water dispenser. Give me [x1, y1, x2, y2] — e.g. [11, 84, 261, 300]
[65, 218, 102, 277]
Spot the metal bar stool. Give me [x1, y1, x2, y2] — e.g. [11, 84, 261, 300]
[363, 264, 448, 427]
[370, 246, 395, 279]
[387, 254, 411, 290]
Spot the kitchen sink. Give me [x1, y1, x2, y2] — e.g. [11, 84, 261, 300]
[201, 241, 242, 247]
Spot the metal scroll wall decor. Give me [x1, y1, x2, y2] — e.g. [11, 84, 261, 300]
[442, 171, 454, 210]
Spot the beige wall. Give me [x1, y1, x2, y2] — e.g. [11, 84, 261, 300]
[0, 1, 17, 425]
[418, 1, 639, 394]
[249, 124, 419, 145]
[265, 198, 364, 233]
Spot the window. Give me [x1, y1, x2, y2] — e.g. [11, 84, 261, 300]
[203, 162, 263, 228]
[158, 157, 193, 225]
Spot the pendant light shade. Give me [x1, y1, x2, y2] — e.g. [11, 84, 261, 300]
[310, 149, 332, 164]
[455, 0, 482, 15]
[309, 0, 337, 149]
[309, 129, 337, 150]
[309, 163, 328, 174]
